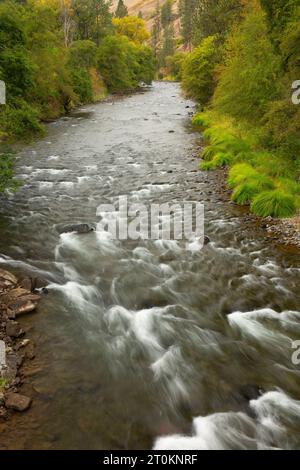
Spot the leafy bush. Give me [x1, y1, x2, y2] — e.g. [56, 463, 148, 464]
[251, 190, 296, 218]
[213, 3, 280, 122]
[166, 52, 186, 80]
[201, 152, 234, 170]
[71, 68, 93, 103]
[182, 36, 219, 104]
[0, 153, 20, 192]
[69, 40, 98, 68]
[0, 100, 43, 137]
[228, 164, 259, 188]
[98, 35, 155, 93]
[113, 16, 150, 44]
[192, 113, 211, 128]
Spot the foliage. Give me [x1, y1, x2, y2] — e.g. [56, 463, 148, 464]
[165, 52, 186, 80]
[115, 0, 128, 19]
[0, 0, 155, 192]
[251, 190, 297, 218]
[71, 68, 93, 103]
[97, 35, 155, 92]
[69, 40, 98, 68]
[213, 2, 281, 122]
[181, 36, 219, 104]
[181, 0, 300, 219]
[0, 153, 20, 192]
[113, 16, 150, 44]
[0, 99, 44, 137]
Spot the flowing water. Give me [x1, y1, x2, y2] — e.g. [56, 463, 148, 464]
[0, 82, 300, 450]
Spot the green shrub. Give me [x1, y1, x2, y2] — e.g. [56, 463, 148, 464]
[251, 190, 297, 218]
[0, 153, 20, 192]
[276, 178, 300, 195]
[69, 40, 98, 68]
[182, 36, 219, 104]
[232, 182, 261, 205]
[71, 68, 93, 103]
[228, 163, 258, 188]
[213, 3, 281, 122]
[192, 113, 211, 127]
[0, 100, 43, 137]
[166, 52, 186, 80]
[98, 35, 155, 93]
[200, 160, 216, 171]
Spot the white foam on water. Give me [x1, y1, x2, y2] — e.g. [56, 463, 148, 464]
[253, 259, 279, 276]
[55, 232, 83, 261]
[19, 166, 33, 173]
[132, 247, 154, 262]
[250, 390, 300, 449]
[59, 181, 74, 190]
[39, 181, 54, 190]
[154, 412, 257, 450]
[211, 219, 238, 229]
[85, 165, 98, 173]
[228, 309, 300, 357]
[131, 188, 152, 200]
[77, 176, 91, 184]
[210, 243, 243, 257]
[132, 307, 165, 360]
[47, 281, 102, 311]
[47, 155, 60, 161]
[159, 263, 173, 275]
[186, 238, 203, 252]
[0, 254, 54, 281]
[154, 239, 182, 253]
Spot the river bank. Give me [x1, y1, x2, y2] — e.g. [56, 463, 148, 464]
[204, 165, 300, 251]
[0, 270, 43, 420]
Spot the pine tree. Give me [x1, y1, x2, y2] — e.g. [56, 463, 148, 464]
[115, 0, 128, 18]
[151, 0, 161, 61]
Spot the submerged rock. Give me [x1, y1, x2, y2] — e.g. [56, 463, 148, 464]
[6, 321, 23, 339]
[1, 287, 40, 317]
[0, 270, 18, 288]
[204, 236, 211, 245]
[59, 223, 95, 235]
[5, 393, 32, 412]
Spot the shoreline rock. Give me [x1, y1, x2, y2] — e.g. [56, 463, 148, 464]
[0, 269, 42, 419]
[208, 166, 300, 251]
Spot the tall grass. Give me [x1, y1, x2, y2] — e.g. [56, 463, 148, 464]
[193, 111, 299, 218]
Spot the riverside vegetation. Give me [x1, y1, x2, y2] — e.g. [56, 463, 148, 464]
[0, 0, 155, 191]
[0, 0, 299, 219]
[166, 0, 300, 220]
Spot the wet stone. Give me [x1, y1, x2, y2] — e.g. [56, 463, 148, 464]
[5, 393, 32, 412]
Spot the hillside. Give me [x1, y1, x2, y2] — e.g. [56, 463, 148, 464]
[112, 0, 180, 33]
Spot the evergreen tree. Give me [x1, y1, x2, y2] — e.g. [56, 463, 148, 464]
[161, 0, 172, 28]
[151, 0, 161, 61]
[115, 0, 128, 18]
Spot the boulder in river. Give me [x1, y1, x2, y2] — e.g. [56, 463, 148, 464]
[6, 321, 23, 339]
[59, 223, 95, 235]
[5, 393, 32, 412]
[0, 270, 18, 291]
[204, 236, 211, 245]
[1, 288, 41, 317]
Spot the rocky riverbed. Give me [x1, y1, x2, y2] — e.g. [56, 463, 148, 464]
[0, 269, 42, 419]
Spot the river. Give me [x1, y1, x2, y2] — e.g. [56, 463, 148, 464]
[0, 82, 300, 450]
